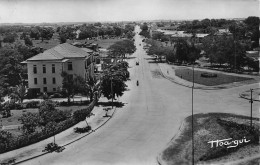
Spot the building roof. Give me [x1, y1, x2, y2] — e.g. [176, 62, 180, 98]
[26, 43, 90, 61]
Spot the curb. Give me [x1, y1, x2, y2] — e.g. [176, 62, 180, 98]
[156, 118, 187, 165]
[7, 106, 118, 165]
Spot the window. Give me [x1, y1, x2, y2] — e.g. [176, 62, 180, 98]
[43, 87, 47, 92]
[68, 62, 73, 70]
[34, 78, 37, 84]
[43, 64, 46, 73]
[33, 65, 37, 74]
[52, 64, 55, 73]
[53, 88, 56, 92]
[52, 77, 56, 84]
[43, 78, 47, 84]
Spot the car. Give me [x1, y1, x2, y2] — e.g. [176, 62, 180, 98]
[136, 62, 139, 65]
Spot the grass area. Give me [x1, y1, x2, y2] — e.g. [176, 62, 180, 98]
[32, 38, 123, 50]
[161, 113, 260, 165]
[175, 68, 252, 86]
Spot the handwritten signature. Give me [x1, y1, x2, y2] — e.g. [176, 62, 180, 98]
[208, 137, 250, 148]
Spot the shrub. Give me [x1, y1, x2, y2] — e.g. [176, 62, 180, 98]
[74, 126, 91, 133]
[201, 73, 217, 78]
[25, 101, 40, 108]
[43, 142, 63, 152]
[19, 112, 40, 134]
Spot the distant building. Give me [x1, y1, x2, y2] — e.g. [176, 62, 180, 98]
[22, 43, 95, 97]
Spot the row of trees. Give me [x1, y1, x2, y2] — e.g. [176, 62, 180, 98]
[107, 39, 136, 59]
[139, 23, 150, 38]
[146, 39, 200, 64]
[147, 33, 258, 72]
[202, 34, 258, 71]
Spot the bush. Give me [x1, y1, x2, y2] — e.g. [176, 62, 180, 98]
[3, 101, 23, 110]
[25, 101, 40, 108]
[201, 73, 217, 78]
[74, 126, 91, 133]
[43, 142, 63, 152]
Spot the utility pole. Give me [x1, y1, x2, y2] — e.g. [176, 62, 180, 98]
[250, 89, 253, 128]
[192, 63, 195, 165]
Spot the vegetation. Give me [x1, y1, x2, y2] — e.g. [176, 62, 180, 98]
[175, 68, 252, 86]
[0, 98, 97, 154]
[107, 39, 136, 59]
[161, 113, 260, 164]
[139, 22, 150, 38]
[19, 112, 40, 134]
[61, 72, 88, 103]
[74, 126, 92, 133]
[100, 61, 129, 100]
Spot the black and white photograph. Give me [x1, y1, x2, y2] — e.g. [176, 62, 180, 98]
[0, 0, 259, 164]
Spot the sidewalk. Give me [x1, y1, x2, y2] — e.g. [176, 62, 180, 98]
[158, 63, 259, 90]
[0, 98, 117, 164]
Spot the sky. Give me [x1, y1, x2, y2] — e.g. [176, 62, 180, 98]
[0, 0, 259, 23]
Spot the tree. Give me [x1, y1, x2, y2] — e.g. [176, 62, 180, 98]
[9, 83, 26, 103]
[101, 71, 127, 100]
[141, 23, 149, 31]
[113, 26, 122, 36]
[24, 36, 33, 46]
[40, 27, 54, 42]
[244, 16, 260, 28]
[30, 27, 40, 40]
[174, 39, 189, 63]
[3, 33, 17, 43]
[39, 100, 68, 125]
[61, 72, 88, 103]
[19, 112, 40, 134]
[59, 34, 67, 44]
[0, 48, 23, 87]
[187, 44, 201, 64]
[108, 39, 136, 60]
[85, 77, 98, 101]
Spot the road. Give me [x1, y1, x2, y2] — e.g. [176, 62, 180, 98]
[24, 26, 259, 165]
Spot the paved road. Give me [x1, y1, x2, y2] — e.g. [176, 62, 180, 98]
[24, 26, 259, 165]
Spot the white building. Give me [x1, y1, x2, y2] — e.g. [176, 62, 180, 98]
[22, 43, 95, 96]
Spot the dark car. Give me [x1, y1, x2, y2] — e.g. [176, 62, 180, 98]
[136, 62, 139, 65]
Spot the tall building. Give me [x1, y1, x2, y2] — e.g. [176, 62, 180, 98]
[22, 43, 95, 97]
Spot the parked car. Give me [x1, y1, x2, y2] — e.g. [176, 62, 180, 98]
[136, 61, 139, 65]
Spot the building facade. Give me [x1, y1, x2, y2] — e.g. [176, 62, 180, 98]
[22, 43, 94, 96]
